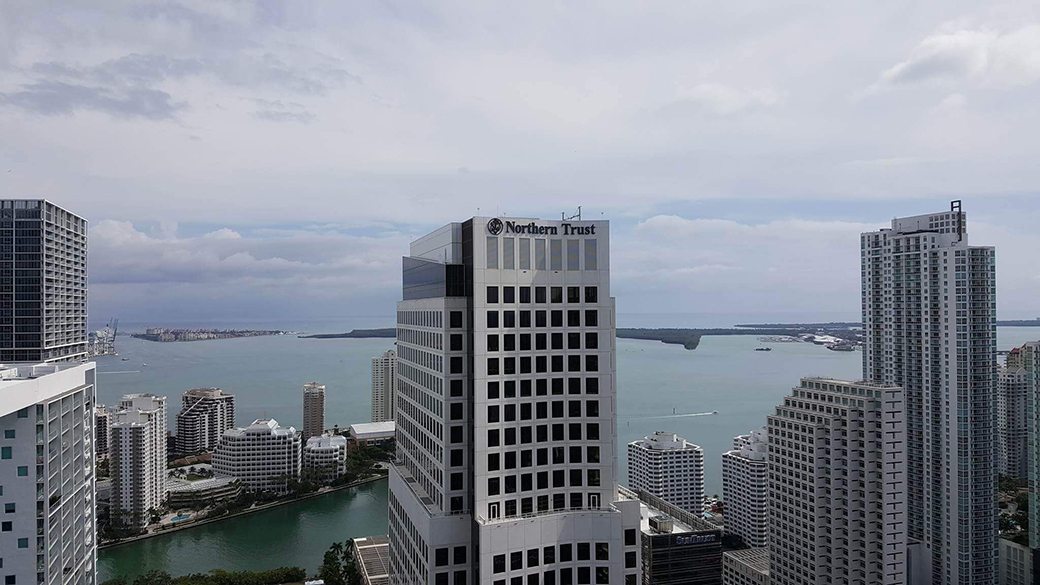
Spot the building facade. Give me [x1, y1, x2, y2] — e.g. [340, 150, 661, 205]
[721, 428, 768, 548]
[0, 200, 88, 363]
[861, 203, 998, 584]
[628, 431, 705, 515]
[387, 216, 642, 585]
[768, 378, 907, 585]
[95, 405, 111, 459]
[998, 537, 1032, 585]
[0, 362, 97, 585]
[303, 433, 348, 484]
[302, 382, 326, 439]
[212, 419, 300, 495]
[371, 349, 398, 423]
[722, 548, 769, 585]
[175, 387, 235, 454]
[1017, 342, 1040, 576]
[110, 394, 167, 528]
[998, 349, 1030, 480]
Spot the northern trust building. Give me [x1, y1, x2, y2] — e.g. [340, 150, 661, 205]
[388, 217, 642, 585]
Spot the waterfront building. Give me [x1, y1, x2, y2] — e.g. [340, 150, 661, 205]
[1016, 341, 1040, 574]
[722, 548, 769, 585]
[387, 216, 643, 585]
[111, 394, 168, 528]
[768, 378, 907, 585]
[998, 348, 1030, 479]
[353, 535, 390, 585]
[349, 421, 396, 447]
[0, 200, 88, 363]
[998, 537, 1032, 585]
[0, 362, 97, 585]
[721, 428, 768, 548]
[303, 381, 326, 439]
[619, 486, 723, 584]
[175, 387, 235, 454]
[371, 349, 397, 423]
[212, 418, 300, 495]
[303, 433, 348, 483]
[628, 431, 705, 514]
[862, 202, 998, 584]
[95, 404, 111, 459]
[166, 475, 241, 509]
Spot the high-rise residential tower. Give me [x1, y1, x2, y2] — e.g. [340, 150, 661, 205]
[0, 200, 88, 363]
[721, 428, 768, 548]
[302, 382, 326, 439]
[0, 362, 97, 585]
[95, 404, 111, 459]
[110, 394, 167, 528]
[1013, 342, 1040, 575]
[175, 388, 235, 454]
[861, 202, 997, 584]
[627, 431, 705, 514]
[387, 216, 642, 585]
[371, 349, 397, 423]
[768, 378, 907, 585]
[213, 419, 301, 495]
[998, 348, 1031, 480]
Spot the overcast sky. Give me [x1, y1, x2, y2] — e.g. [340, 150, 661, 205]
[2, 1, 1039, 329]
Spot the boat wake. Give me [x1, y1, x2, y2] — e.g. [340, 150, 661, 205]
[625, 411, 718, 421]
[99, 370, 141, 375]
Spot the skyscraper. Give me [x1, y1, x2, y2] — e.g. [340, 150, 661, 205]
[627, 431, 705, 514]
[110, 394, 167, 528]
[721, 428, 768, 548]
[95, 404, 111, 459]
[387, 216, 642, 584]
[175, 388, 235, 454]
[371, 349, 397, 423]
[0, 362, 97, 585]
[767, 378, 907, 585]
[302, 381, 326, 439]
[1013, 342, 1040, 575]
[861, 202, 997, 584]
[998, 347, 1031, 479]
[0, 200, 88, 363]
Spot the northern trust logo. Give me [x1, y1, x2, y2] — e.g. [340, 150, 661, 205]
[486, 218, 596, 236]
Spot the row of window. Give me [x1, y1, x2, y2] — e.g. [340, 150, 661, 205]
[487, 354, 598, 375]
[494, 542, 610, 573]
[489, 445, 601, 471]
[487, 286, 598, 305]
[488, 377, 599, 399]
[487, 468, 602, 495]
[488, 423, 601, 446]
[488, 332, 599, 352]
[486, 237, 598, 272]
[487, 399, 600, 423]
[487, 309, 598, 329]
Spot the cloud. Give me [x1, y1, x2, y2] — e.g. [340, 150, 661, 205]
[0, 81, 183, 119]
[664, 83, 782, 116]
[879, 24, 1040, 87]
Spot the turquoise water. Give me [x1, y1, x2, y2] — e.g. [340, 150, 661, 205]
[95, 326, 1039, 581]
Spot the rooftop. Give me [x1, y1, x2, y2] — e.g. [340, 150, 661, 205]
[353, 535, 390, 585]
[629, 430, 701, 452]
[167, 475, 239, 493]
[350, 421, 395, 438]
[724, 548, 770, 574]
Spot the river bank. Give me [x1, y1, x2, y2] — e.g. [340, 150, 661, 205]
[100, 475, 387, 551]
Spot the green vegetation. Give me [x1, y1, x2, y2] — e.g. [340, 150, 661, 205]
[318, 540, 361, 585]
[99, 567, 305, 585]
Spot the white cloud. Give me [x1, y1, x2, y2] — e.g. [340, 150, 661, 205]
[668, 83, 782, 116]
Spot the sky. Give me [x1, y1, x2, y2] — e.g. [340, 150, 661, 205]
[1, 1, 1039, 329]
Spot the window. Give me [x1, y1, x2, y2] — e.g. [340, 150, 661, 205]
[487, 311, 499, 328]
[566, 240, 580, 270]
[550, 240, 563, 270]
[551, 312, 563, 328]
[585, 239, 598, 270]
[585, 332, 598, 349]
[585, 355, 599, 372]
[2, 430, 12, 439]
[450, 426, 463, 443]
[0, 447, 9, 460]
[454, 571, 467, 585]
[437, 548, 450, 567]
[488, 381, 500, 399]
[488, 478, 500, 495]
[503, 311, 516, 328]
[0, 521, 10, 532]
[503, 287, 516, 303]
[551, 287, 563, 303]
[450, 334, 463, 351]
[450, 311, 463, 328]
[528, 549, 540, 568]
[487, 236, 499, 269]
[450, 357, 463, 374]
[578, 543, 590, 561]
[487, 358, 500, 376]
[568, 332, 581, 350]
[535, 239, 547, 269]
[624, 529, 637, 546]
[560, 544, 573, 562]
[16, 409, 27, 419]
[586, 401, 599, 417]
[487, 286, 499, 303]
[17, 537, 27, 549]
[3, 503, 13, 513]
[503, 238, 515, 269]
[584, 287, 597, 303]
[487, 335, 499, 352]
[567, 287, 580, 303]
[436, 573, 448, 585]
[536, 311, 547, 327]
[585, 310, 598, 327]
[595, 543, 609, 561]
[568, 310, 580, 327]
[494, 555, 506, 574]
[519, 238, 531, 270]
[511, 551, 523, 571]
[535, 286, 546, 303]
[519, 287, 531, 303]
[454, 547, 467, 565]
[543, 546, 556, 564]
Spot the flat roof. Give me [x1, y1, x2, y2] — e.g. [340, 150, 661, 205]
[354, 536, 390, 585]
[350, 421, 395, 438]
[724, 548, 770, 574]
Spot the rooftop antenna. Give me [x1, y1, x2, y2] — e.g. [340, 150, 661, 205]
[562, 206, 582, 221]
[951, 199, 963, 241]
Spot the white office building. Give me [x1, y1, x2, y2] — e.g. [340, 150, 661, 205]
[0, 362, 97, 585]
[94, 405, 111, 459]
[303, 433, 348, 484]
[862, 202, 997, 584]
[175, 387, 235, 454]
[998, 349, 1031, 480]
[628, 431, 705, 515]
[721, 428, 768, 548]
[371, 349, 397, 423]
[768, 378, 907, 585]
[303, 382, 326, 439]
[387, 216, 643, 585]
[213, 419, 300, 495]
[110, 394, 167, 528]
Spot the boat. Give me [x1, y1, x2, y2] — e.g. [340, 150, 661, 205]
[826, 344, 856, 352]
[121, 357, 129, 361]
[754, 347, 772, 352]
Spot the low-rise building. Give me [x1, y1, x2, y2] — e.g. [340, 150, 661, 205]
[303, 433, 348, 483]
[348, 421, 395, 447]
[212, 419, 301, 495]
[723, 548, 770, 585]
[166, 475, 242, 508]
[619, 485, 723, 584]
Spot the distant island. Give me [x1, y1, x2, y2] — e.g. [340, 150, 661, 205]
[299, 328, 395, 339]
[132, 328, 290, 342]
[739, 319, 1040, 328]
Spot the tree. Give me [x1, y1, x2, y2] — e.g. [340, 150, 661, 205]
[131, 570, 173, 585]
[318, 548, 345, 585]
[318, 540, 361, 585]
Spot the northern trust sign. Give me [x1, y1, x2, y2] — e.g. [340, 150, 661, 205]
[487, 218, 596, 236]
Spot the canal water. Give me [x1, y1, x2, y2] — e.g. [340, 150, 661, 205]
[96, 326, 1040, 580]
